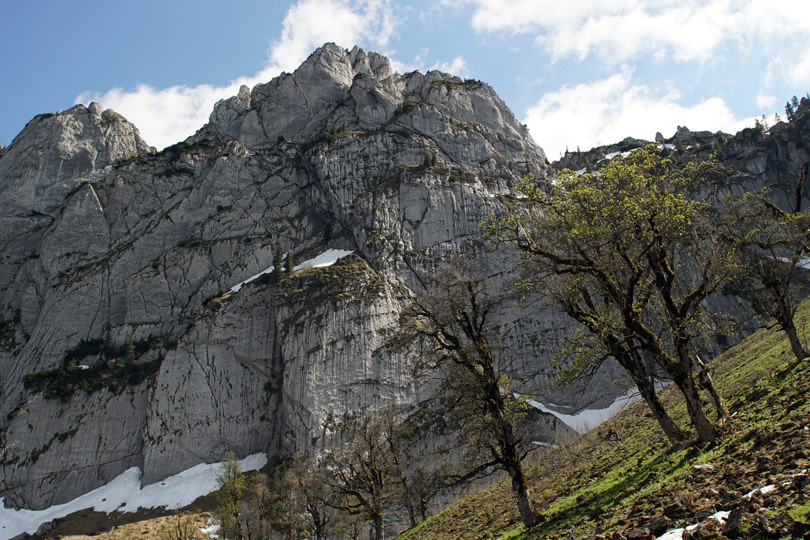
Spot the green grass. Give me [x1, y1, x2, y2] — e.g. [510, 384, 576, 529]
[397, 300, 810, 540]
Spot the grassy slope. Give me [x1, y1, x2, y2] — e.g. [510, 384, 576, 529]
[398, 302, 810, 540]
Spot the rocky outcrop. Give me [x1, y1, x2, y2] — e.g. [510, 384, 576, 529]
[553, 104, 810, 206]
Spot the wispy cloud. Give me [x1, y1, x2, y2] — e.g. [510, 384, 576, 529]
[524, 69, 739, 160]
[390, 47, 470, 79]
[456, 0, 810, 65]
[785, 49, 810, 89]
[756, 92, 778, 110]
[75, 0, 398, 150]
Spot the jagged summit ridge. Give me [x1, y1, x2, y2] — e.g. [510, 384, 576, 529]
[204, 43, 543, 163]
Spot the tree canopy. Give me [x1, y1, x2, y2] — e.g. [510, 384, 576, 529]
[485, 144, 731, 443]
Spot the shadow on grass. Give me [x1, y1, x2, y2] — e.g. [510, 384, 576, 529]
[525, 447, 694, 539]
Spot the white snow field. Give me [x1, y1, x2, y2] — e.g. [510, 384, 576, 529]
[0, 453, 267, 540]
[528, 387, 642, 434]
[228, 249, 354, 293]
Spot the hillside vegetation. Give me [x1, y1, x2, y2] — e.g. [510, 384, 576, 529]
[396, 300, 810, 540]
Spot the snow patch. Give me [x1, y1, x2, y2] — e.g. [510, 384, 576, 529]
[531, 441, 559, 448]
[656, 510, 730, 540]
[527, 387, 641, 434]
[201, 522, 221, 538]
[0, 453, 267, 540]
[602, 149, 637, 161]
[229, 266, 275, 293]
[294, 249, 353, 270]
[228, 249, 354, 293]
[744, 483, 777, 499]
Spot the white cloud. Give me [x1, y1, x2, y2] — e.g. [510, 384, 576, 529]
[524, 70, 739, 160]
[431, 56, 469, 77]
[456, 0, 810, 64]
[389, 48, 469, 79]
[756, 92, 778, 110]
[785, 49, 810, 88]
[267, 0, 398, 73]
[76, 82, 241, 151]
[75, 0, 398, 150]
[389, 47, 429, 74]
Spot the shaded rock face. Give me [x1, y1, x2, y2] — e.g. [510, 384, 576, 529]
[0, 44, 602, 510]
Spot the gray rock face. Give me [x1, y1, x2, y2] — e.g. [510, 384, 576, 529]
[0, 104, 153, 298]
[0, 44, 608, 510]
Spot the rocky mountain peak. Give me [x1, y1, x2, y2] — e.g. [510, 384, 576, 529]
[0, 45, 564, 512]
[206, 43, 396, 144]
[0, 103, 153, 299]
[204, 43, 543, 163]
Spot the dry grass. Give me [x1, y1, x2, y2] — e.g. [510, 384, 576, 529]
[56, 512, 212, 540]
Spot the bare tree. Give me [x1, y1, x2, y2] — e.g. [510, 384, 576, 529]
[395, 258, 543, 529]
[379, 405, 418, 529]
[410, 463, 446, 522]
[323, 412, 398, 540]
[284, 452, 340, 540]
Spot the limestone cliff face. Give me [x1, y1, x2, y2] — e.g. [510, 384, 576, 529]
[0, 44, 597, 510]
[0, 103, 154, 297]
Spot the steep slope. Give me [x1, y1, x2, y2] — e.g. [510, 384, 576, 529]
[0, 44, 595, 511]
[0, 103, 154, 298]
[398, 300, 810, 540]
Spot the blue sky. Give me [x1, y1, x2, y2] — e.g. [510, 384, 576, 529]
[2, 0, 809, 160]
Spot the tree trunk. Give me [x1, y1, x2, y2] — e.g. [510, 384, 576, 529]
[484, 367, 543, 529]
[618, 347, 687, 445]
[506, 460, 542, 529]
[389, 441, 417, 528]
[656, 337, 720, 444]
[783, 316, 808, 362]
[673, 372, 718, 443]
[500, 427, 542, 528]
[372, 511, 385, 540]
[694, 354, 729, 423]
[234, 513, 244, 540]
[634, 375, 686, 444]
[514, 476, 542, 529]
